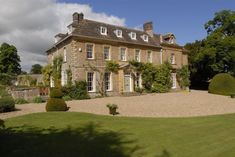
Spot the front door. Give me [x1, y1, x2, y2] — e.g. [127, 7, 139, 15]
[124, 74, 131, 92]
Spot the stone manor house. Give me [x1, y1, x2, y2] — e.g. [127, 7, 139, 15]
[46, 12, 188, 96]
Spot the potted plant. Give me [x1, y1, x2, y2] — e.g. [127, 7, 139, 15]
[231, 93, 235, 98]
[106, 103, 118, 115]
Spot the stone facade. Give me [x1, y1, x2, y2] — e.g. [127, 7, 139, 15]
[46, 13, 188, 96]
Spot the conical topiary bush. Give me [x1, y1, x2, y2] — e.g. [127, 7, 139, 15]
[46, 88, 69, 111]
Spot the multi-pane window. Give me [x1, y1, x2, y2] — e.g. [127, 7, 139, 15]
[63, 47, 67, 62]
[104, 72, 111, 91]
[135, 49, 140, 62]
[170, 54, 176, 64]
[87, 72, 94, 92]
[86, 44, 94, 59]
[116, 29, 122, 38]
[171, 73, 177, 89]
[135, 73, 141, 88]
[120, 47, 127, 61]
[104, 46, 110, 60]
[147, 51, 152, 63]
[143, 35, 148, 42]
[100, 26, 107, 35]
[130, 32, 136, 40]
[61, 70, 68, 86]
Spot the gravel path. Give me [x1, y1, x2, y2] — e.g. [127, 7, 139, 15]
[1, 90, 235, 119]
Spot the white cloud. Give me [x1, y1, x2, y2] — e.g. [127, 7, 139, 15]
[0, 0, 125, 71]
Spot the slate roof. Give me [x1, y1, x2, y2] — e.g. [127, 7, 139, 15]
[46, 16, 183, 53]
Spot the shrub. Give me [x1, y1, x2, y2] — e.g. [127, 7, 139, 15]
[0, 85, 10, 97]
[0, 119, 5, 128]
[177, 65, 191, 89]
[209, 73, 235, 96]
[63, 95, 72, 101]
[14, 98, 28, 104]
[46, 88, 69, 112]
[46, 98, 69, 111]
[135, 87, 144, 94]
[106, 103, 118, 115]
[50, 88, 64, 98]
[32, 96, 45, 103]
[61, 81, 90, 100]
[0, 96, 15, 112]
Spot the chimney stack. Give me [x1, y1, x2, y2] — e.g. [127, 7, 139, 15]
[72, 12, 84, 24]
[143, 22, 153, 37]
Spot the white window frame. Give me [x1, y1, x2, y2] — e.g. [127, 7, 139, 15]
[147, 50, 152, 63]
[142, 34, 149, 42]
[135, 73, 142, 88]
[120, 47, 127, 61]
[130, 32, 136, 40]
[171, 73, 177, 89]
[135, 49, 141, 62]
[86, 72, 96, 92]
[104, 72, 112, 91]
[86, 43, 94, 59]
[100, 26, 107, 35]
[103, 45, 111, 60]
[115, 29, 122, 38]
[63, 47, 67, 62]
[50, 76, 54, 87]
[61, 70, 68, 86]
[170, 53, 176, 64]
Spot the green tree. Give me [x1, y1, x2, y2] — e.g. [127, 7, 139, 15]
[42, 64, 52, 87]
[185, 10, 235, 87]
[0, 43, 21, 75]
[30, 64, 43, 74]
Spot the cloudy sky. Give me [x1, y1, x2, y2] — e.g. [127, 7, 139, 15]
[0, 0, 234, 71]
[0, 0, 125, 71]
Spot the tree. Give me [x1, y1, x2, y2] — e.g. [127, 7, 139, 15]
[185, 10, 235, 88]
[0, 43, 21, 75]
[30, 64, 42, 74]
[42, 64, 52, 87]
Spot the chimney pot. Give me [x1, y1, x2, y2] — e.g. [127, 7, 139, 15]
[72, 12, 84, 24]
[143, 22, 153, 37]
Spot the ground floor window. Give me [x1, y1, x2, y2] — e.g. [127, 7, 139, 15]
[171, 73, 177, 89]
[104, 72, 111, 91]
[87, 72, 95, 92]
[50, 76, 54, 87]
[61, 70, 68, 86]
[135, 73, 141, 88]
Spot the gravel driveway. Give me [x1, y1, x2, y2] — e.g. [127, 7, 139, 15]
[1, 90, 235, 119]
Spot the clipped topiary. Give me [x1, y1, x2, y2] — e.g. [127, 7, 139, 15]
[49, 88, 64, 98]
[208, 73, 235, 96]
[46, 88, 69, 112]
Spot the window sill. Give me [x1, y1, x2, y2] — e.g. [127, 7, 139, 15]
[88, 90, 96, 93]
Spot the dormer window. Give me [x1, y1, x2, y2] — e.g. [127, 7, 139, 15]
[129, 32, 136, 40]
[142, 34, 148, 42]
[100, 26, 107, 35]
[115, 29, 122, 38]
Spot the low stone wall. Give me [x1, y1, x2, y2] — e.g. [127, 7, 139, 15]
[11, 88, 40, 101]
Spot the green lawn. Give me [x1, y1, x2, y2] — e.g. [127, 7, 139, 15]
[1, 112, 235, 157]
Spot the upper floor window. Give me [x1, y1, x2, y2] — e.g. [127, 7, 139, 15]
[86, 44, 94, 59]
[120, 47, 127, 61]
[104, 46, 110, 60]
[115, 29, 122, 38]
[142, 34, 149, 42]
[100, 26, 107, 35]
[170, 54, 176, 64]
[130, 32, 136, 40]
[63, 47, 67, 62]
[135, 49, 141, 62]
[147, 51, 152, 63]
